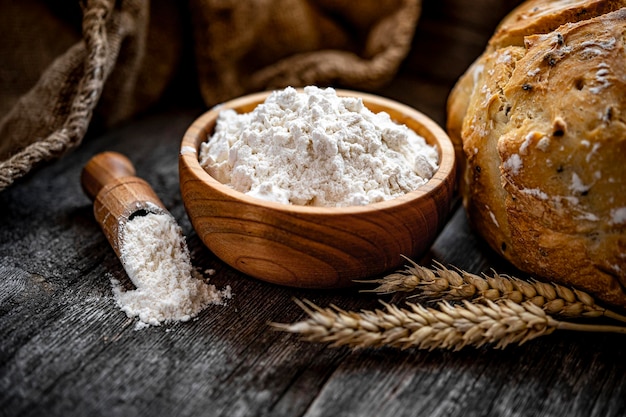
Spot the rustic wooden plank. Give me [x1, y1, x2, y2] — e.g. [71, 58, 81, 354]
[292, 322, 626, 417]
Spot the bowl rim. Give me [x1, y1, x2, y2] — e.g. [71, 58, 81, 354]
[180, 88, 456, 216]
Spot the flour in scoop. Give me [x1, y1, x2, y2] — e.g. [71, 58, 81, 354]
[113, 211, 231, 329]
[199, 86, 439, 207]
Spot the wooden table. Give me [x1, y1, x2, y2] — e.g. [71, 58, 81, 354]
[2, 2, 625, 416]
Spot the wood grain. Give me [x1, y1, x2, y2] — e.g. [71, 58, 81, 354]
[179, 90, 456, 288]
[81, 151, 168, 258]
[81, 151, 136, 200]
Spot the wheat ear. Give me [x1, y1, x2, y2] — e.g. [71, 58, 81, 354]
[360, 257, 626, 323]
[272, 299, 626, 351]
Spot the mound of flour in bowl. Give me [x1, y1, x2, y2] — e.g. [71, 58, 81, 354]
[199, 86, 439, 207]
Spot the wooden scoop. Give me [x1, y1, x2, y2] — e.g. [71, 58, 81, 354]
[81, 151, 168, 258]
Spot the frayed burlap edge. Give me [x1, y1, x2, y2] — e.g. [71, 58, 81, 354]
[0, 0, 133, 191]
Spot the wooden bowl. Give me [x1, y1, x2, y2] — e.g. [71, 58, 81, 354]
[179, 90, 456, 288]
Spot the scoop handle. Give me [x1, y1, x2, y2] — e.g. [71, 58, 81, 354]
[81, 151, 136, 201]
[81, 151, 167, 258]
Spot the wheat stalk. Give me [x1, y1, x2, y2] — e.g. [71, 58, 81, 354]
[272, 298, 626, 351]
[359, 257, 626, 323]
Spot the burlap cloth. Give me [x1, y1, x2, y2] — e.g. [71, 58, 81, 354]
[0, 0, 421, 191]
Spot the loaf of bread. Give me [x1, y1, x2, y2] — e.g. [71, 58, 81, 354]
[447, 0, 626, 307]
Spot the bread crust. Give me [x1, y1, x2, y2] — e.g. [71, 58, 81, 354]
[447, 2, 626, 307]
[490, 0, 626, 48]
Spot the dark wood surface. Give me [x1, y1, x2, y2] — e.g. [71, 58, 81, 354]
[2, 2, 626, 416]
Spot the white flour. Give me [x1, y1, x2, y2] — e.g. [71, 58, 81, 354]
[114, 211, 231, 329]
[200, 86, 439, 207]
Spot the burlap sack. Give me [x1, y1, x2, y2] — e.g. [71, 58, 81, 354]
[0, 0, 421, 191]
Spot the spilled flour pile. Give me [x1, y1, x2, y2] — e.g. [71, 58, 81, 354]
[112, 211, 231, 329]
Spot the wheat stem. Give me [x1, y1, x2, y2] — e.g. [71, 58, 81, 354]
[602, 310, 626, 324]
[555, 321, 626, 334]
[360, 257, 626, 323]
[273, 298, 613, 350]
